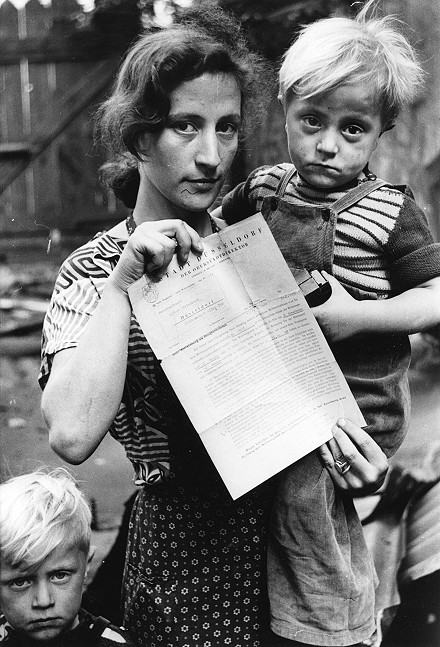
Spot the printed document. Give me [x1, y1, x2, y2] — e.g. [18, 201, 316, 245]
[128, 213, 365, 499]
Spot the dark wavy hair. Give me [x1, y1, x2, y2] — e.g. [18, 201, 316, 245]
[96, 3, 273, 207]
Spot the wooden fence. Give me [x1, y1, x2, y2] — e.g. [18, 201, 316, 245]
[0, 0, 127, 239]
[1, 0, 439, 243]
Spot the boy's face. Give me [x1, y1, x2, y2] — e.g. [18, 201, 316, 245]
[0, 542, 89, 642]
[284, 84, 383, 189]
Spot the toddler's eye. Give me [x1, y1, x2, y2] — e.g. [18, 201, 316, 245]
[51, 571, 70, 583]
[344, 124, 363, 137]
[303, 116, 321, 129]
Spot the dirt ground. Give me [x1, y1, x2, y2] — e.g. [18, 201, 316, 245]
[0, 240, 136, 580]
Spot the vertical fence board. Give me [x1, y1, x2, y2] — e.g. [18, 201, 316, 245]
[0, 1, 18, 40]
[56, 61, 110, 232]
[0, 0, 124, 237]
[30, 60, 62, 230]
[1, 61, 28, 232]
[0, 2, 23, 233]
[25, 0, 53, 35]
[24, 0, 55, 232]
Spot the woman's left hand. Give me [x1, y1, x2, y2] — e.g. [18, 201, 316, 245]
[317, 418, 389, 495]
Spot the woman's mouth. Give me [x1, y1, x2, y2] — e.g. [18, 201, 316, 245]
[185, 178, 219, 192]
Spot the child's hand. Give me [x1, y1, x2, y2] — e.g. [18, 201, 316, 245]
[311, 272, 364, 342]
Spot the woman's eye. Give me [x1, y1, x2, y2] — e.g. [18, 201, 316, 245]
[217, 122, 238, 136]
[11, 578, 31, 590]
[173, 122, 196, 134]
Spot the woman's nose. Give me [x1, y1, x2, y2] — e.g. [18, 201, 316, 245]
[32, 581, 55, 609]
[316, 131, 339, 155]
[195, 130, 221, 168]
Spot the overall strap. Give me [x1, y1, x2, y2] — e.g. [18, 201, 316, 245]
[331, 178, 388, 214]
[275, 167, 297, 196]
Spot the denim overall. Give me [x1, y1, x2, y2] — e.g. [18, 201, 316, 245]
[263, 169, 410, 645]
[261, 167, 411, 457]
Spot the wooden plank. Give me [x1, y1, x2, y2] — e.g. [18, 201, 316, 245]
[30, 61, 60, 228]
[0, 1, 18, 41]
[0, 59, 28, 226]
[0, 2, 29, 230]
[52, 0, 87, 22]
[0, 143, 30, 153]
[0, 59, 118, 195]
[0, 32, 129, 65]
[30, 58, 118, 148]
[26, 0, 61, 229]
[56, 59, 110, 231]
[25, 0, 53, 37]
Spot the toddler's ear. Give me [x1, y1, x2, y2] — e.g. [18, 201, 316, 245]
[83, 546, 96, 589]
[87, 545, 96, 566]
[380, 122, 395, 135]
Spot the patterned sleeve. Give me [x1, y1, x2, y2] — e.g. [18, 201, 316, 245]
[386, 193, 440, 292]
[39, 244, 109, 389]
[0, 614, 12, 642]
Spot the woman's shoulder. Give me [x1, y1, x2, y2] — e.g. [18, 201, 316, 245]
[59, 222, 128, 280]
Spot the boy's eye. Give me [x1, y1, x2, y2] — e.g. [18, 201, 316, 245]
[303, 116, 321, 129]
[51, 571, 70, 583]
[343, 124, 364, 137]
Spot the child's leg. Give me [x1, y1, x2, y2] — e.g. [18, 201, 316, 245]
[268, 452, 377, 646]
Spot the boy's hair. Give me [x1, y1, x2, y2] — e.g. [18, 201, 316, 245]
[0, 468, 91, 569]
[278, 0, 425, 129]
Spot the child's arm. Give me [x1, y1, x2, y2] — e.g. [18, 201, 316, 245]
[313, 273, 440, 342]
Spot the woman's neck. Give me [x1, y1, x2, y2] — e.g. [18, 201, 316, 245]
[132, 179, 212, 237]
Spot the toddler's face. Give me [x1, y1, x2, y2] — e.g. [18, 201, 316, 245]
[0, 542, 88, 642]
[284, 83, 383, 189]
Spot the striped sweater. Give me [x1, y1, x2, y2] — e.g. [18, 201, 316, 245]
[222, 163, 440, 297]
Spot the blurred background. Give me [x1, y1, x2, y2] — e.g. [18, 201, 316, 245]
[0, 0, 439, 642]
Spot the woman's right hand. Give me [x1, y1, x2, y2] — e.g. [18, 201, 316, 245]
[110, 219, 204, 294]
[317, 418, 389, 496]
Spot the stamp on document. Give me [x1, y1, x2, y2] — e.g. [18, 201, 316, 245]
[142, 279, 159, 303]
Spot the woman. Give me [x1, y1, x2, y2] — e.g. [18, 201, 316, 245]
[40, 5, 388, 646]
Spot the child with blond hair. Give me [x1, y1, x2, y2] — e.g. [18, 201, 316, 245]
[0, 469, 133, 646]
[216, 2, 440, 645]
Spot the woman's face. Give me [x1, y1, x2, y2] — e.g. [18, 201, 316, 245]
[139, 72, 241, 217]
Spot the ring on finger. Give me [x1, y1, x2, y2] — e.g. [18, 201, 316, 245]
[335, 458, 351, 475]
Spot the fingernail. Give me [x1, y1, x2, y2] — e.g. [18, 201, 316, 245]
[337, 418, 347, 427]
